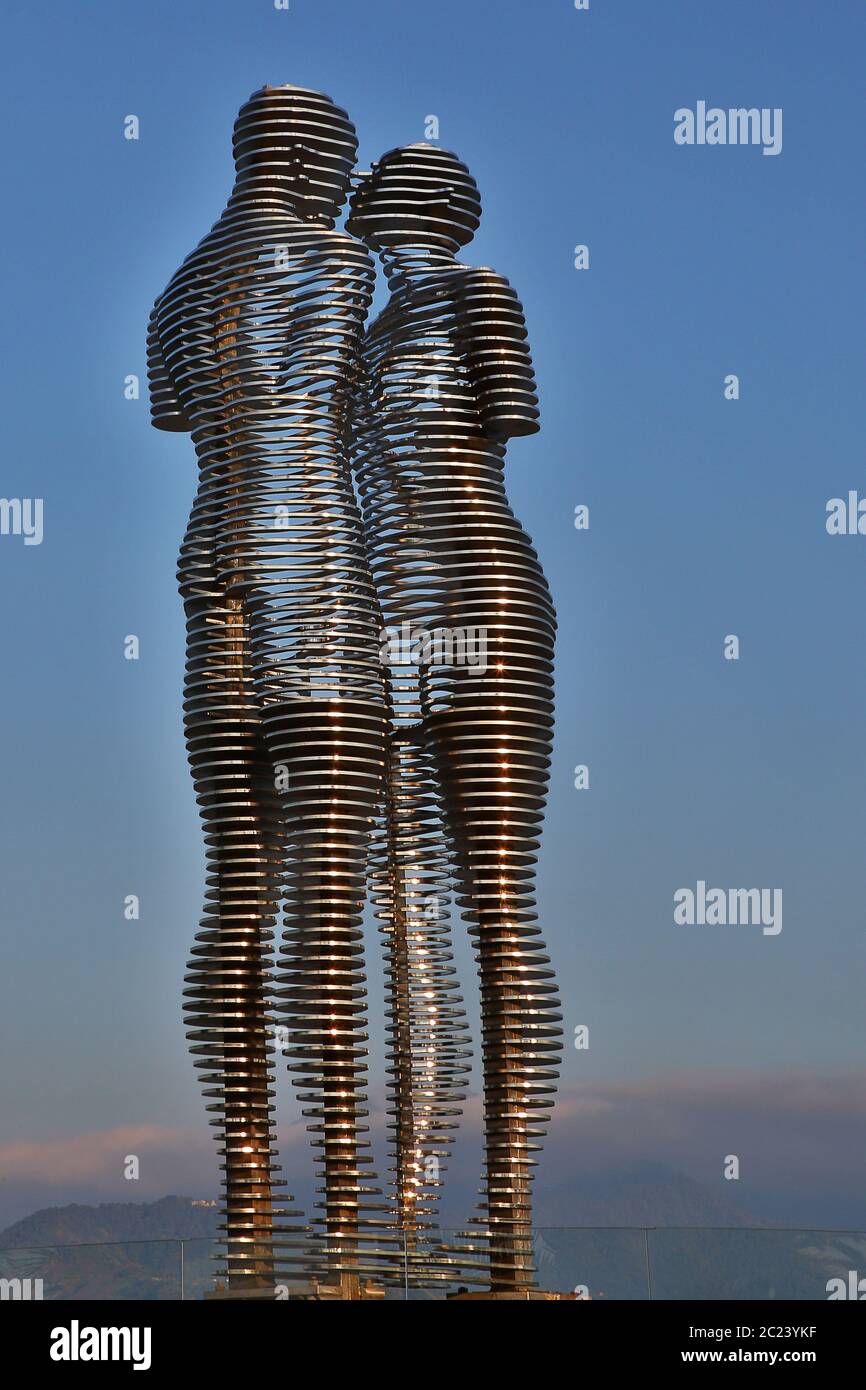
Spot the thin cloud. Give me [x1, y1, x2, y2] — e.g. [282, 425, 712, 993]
[0, 1070, 863, 1224]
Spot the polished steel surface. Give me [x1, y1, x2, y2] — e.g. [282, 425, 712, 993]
[369, 726, 473, 1241]
[149, 94, 561, 1295]
[149, 86, 388, 1290]
[349, 144, 563, 1290]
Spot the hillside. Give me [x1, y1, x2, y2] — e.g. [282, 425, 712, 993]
[0, 1195, 220, 1249]
[0, 1196, 220, 1301]
[1, 1183, 859, 1300]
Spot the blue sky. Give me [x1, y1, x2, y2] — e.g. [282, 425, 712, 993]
[0, 0, 863, 1229]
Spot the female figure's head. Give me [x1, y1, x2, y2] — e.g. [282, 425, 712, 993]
[347, 144, 481, 254]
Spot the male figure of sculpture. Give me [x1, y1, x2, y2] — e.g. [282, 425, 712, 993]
[147, 85, 388, 1294]
[348, 145, 563, 1291]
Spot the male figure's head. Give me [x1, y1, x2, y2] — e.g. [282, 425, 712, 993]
[231, 84, 358, 225]
[347, 144, 481, 254]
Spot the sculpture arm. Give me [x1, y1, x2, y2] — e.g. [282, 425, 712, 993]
[147, 307, 192, 433]
[456, 268, 540, 441]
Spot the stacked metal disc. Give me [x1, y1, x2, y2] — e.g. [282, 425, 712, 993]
[150, 100, 564, 1295]
[349, 144, 563, 1291]
[368, 726, 474, 1256]
[150, 86, 392, 1291]
[350, 271, 479, 1281]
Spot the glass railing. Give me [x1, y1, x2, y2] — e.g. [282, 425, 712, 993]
[1, 1227, 863, 1301]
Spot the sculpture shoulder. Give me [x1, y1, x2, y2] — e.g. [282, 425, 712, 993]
[456, 265, 529, 334]
[159, 217, 372, 288]
[455, 265, 540, 441]
[213, 217, 372, 274]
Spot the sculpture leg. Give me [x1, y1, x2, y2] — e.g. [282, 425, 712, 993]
[182, 591, 294, 1289]
[421, 498, 562, 1291]
[431, 698, 561, 1289]
[369, 725, 472, 1248]
[265, 698, 387, 1292]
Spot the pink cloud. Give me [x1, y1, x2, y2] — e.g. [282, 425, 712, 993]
[1, 1069, 863, 1214]
[0, 1125, 201, 1184]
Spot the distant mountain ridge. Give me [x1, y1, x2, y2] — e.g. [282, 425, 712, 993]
[0, 1195, 220, 1250]
[0, 1197, 221, 1301]
[0, 1183, 858, 1300]
[0, 1167, 766, 1251]
[532, 1164, 771, 1229]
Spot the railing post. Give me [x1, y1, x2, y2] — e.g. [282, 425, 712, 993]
[180, 1240, 185, 1302]
[644, 1227, 653, 1301]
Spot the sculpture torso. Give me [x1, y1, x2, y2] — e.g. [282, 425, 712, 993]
[151, 202, 381, 702]
[352, 262, 554, 723]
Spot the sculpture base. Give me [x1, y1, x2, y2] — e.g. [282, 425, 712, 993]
[205, 1275, 386, 1301]
[446, 1289, 579, 1301]
[204, 1286, 280, 1301]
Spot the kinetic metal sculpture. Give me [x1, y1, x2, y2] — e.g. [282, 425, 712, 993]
[148, 87, 560, 1298]
[148, 85, 389, 1295]
[348, 146, 561, 1290]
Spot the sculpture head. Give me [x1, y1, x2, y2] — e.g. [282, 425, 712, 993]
[232, 85, 358, 223]
[347, 144, 482, 254]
